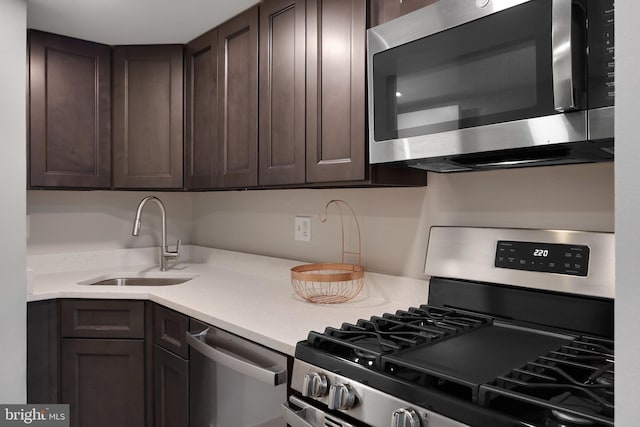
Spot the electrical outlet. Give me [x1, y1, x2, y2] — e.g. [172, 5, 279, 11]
[295, 216, 311, 242]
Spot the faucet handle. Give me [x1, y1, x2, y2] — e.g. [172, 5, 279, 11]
[164, 239, 181, 258]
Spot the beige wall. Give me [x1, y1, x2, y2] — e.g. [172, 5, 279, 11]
[28, 163, 614, 277]
[26, 163, 614, 279]
[192, 186, 430, 277]
[426, 162, 614, 231]
[191, 162, 614, 278]
[27, 191, 193, 254]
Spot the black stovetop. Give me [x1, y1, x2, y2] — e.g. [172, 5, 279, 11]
[296, 302, 614, 427]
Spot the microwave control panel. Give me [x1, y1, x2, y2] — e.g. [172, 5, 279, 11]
[588, 0, 615, 107]
[495, 241, 590, 277]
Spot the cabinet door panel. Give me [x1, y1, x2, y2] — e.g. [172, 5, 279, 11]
[154, 346, 189, 427]
[218, 7, 259, 188]
[61, 339, 144, 427]
[27, 300, 59, 404]
[259, 0, 306, 185]
[113, 45, 183, 188]
[29, 30, 111, 188]
[185, 29, 219, 189]
[306, 0, 366, 183]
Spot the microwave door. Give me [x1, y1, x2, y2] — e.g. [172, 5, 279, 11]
[367, 0, 589, 165]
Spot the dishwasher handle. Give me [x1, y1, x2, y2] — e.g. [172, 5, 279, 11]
[186, 328, 287, 386]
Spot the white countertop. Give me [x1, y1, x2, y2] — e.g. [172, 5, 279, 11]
[27, 246, 429, 356]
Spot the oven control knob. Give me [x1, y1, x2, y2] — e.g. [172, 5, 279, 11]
[328, 383, 356, 410]
[302, 372, 328, 397]
[392, 408, 421, 427]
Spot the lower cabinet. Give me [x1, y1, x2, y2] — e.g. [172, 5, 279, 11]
[27, 299, 190, 427]
[27, 300, 60, 404]
[61, 339, 145, 427]
[58, 300, 146, 427]
[154, 346, 189, 427]
[153, 304, 190, 427]
[27, 299, 298, 427]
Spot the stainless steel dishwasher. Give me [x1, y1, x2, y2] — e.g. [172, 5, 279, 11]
[186, 319, 288, 427]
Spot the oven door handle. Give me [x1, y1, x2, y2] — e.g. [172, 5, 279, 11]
[552, 0, 582, 112]
[281, 403, 314, 427]
[186, 328, 287, 386]
[282, 396, 356, 427]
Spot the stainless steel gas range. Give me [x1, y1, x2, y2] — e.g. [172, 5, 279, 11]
[283, 227, 614, 427]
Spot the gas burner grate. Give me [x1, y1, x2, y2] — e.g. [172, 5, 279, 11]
[305, 305, 490, 370]
[479, 336, 614, 426]
[383, 305, 489, 333]
[361, 316, 454, 342]
[306, 324, 404, 369]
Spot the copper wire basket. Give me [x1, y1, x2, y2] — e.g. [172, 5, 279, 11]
[291, 200, 364, 304]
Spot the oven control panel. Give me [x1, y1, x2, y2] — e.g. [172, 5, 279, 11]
[495, 241, 590, 277]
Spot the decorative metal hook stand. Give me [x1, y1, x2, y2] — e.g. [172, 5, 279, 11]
[291, 200, 365, 304]
[319, 199, 362, 265]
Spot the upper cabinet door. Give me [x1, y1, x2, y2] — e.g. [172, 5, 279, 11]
[217, 6, 259, 188]
[29, 31, 111, 188]
[306, 0, 366, 183]
[185, 29, 219, 190]
[112, 45, 184, 189]
[259, 0, 306, 186]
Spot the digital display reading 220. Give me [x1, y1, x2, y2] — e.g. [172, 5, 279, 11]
[533, 249, 549, 257]
[495, 241, 590, 276]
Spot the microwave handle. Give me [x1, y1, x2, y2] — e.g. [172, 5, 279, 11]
[552, 0, 579, 112]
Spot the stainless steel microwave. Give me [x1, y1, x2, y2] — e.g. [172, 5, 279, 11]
[367, 0, 614, 172]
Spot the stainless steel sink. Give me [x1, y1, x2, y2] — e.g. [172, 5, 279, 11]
[79, 273, 197, 286]
[87, 277, 192, 286]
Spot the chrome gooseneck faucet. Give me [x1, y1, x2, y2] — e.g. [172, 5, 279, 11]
[132, 196, 180, 271]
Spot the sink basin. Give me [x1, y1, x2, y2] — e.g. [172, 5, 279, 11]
[79, 272, 197, 286]
[88, 277, 191, 286]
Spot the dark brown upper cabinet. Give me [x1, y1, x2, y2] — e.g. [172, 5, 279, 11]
[305, 0, 366, 183]
[28, 30, 111, 189]
[185, 29, 219, 190]
[28, 3, 424, 191]
[256, 0, 425, 187]
[112, 45, 184, 189]
[217, 6, 259, 188]
[370, 0, 439, 26]
[258, 0, 306, 186]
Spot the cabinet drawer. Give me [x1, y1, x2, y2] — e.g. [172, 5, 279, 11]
[60, 300, 145, 339]
[154, 304, 189, 359]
